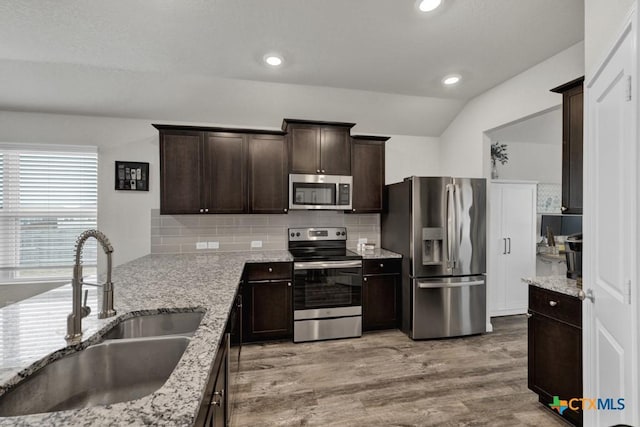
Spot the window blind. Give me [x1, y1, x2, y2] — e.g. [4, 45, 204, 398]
[0, 145, 98, 284]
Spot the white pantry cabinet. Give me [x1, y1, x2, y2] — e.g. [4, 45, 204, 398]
[489, 181, 537, 316]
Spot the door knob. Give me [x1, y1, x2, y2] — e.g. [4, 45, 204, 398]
[581, 289, 595, 303]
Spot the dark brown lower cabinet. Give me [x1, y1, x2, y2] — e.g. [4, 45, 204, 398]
[363, 258, 401, 331]
[528, 285, 582, 426]
[242, 262, 293, 342]
[196, 332, 229, 427]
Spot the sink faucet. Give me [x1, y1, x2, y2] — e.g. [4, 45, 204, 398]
[65, 229, 116, 344]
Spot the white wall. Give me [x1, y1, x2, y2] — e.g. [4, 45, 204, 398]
[492, 142, 561, 183]
[585, 0, 635, 77]
[439, 42, 585, 178]
[385, 135, 441, 184]
[0, 110, 440, 271]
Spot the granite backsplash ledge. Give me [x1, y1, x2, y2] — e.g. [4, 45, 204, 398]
[151, 209, 380, 254]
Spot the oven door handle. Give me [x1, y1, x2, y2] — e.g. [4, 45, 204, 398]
[294, 260, 362, 270]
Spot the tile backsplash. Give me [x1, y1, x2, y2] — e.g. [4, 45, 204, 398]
[150, 210, 380, 254]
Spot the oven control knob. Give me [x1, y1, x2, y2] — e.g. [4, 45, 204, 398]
[336, 231, 340, 236]
[290, 233, 295, 237]
[341, 231, 346, 236]
[296, 232, 300, 237]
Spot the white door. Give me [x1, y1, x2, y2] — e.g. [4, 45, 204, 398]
[584, 9, 639, 427]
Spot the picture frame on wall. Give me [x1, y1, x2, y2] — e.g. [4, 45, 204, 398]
[115, 161, 149, 191]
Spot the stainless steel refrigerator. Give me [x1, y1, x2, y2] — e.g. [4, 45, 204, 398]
[381, 176, 486, 339]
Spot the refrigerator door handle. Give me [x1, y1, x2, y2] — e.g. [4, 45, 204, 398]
[446, 183, 455, 270]
[417, 278, 485, 289]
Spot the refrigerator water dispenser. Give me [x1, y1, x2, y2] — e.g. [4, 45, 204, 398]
[422, 227, 443, 265]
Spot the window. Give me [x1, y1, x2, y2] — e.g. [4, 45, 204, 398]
[0, 144, 98, 284]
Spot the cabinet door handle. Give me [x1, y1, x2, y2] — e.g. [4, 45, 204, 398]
[321, 169, 325, 173]
[284, 208, 288, 213]
[549, 300, 558, 307]
[526, 313, 533, 318]
[507, 237, 511, 254]
[268, 267, 273, 272]
[352, 208, 356, 212]
[210, 390, 224, 406]
[287, 282, 291, 287]
[316, 169, 320, 173]
[503, 238, 507, 254]
[205, 208, 209, 213]
[561, 206, 567, 212]
[363, 277, 368, 282]
[200, 208, 204, 213]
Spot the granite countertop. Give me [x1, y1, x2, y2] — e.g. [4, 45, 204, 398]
[0, 250, 292, 426]
[522, 275, 585, 299]
[350, 248, 402, 259]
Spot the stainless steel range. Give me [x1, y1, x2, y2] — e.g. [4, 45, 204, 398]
[288, 227, 362, 343]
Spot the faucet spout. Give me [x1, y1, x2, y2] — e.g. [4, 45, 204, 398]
[66, 230, 116, 344]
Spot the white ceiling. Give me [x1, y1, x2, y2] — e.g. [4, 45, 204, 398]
[0, 0, 584, 134]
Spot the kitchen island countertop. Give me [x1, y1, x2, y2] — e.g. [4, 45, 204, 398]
[522, 275, 584, 299]
[0, 250, 292, 426]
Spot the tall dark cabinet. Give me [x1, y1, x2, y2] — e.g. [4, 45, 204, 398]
[351, 136, 388, 213]
[283, 119, 354, 175]
[551, 77, 584, 215]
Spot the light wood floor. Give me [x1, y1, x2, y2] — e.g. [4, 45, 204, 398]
[231, 316, 566, 426]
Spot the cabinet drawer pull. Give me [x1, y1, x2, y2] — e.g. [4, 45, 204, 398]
[549, 300, 558, 307]
[379, 263, 384, 268]
[200, 208, 204, 213]
[268, 267, 273, 272]
[526, 313, 533, 318]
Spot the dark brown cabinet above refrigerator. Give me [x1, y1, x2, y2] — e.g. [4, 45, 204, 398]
[282, 119, 354, 175]
[351, 135, 388, 213]
[551, 76, 584, 214]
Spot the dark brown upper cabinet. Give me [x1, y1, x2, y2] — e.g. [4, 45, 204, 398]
[248, 134, 289, 214]
[351, 135, 389, 213]
[551, 77, 584, 214]
[282, 119, 355, 175]
[204, 132, 247, 214]
[155, 124, 286, 215]
[159, 130, 204, 214]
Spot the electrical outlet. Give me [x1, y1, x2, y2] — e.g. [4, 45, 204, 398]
[251, 240, 263, 248]
[208, 241, 219, 249]
[358, 238, 368, 245]
[196, 242, 207, 250]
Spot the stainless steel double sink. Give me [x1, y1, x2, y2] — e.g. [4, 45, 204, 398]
[0, 311, 204, 417]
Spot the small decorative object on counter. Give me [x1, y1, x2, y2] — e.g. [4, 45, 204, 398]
[490, 142, 509, 179]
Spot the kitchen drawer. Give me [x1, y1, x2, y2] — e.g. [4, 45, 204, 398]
[529, 286, 581, 328]
[243, 262, 292, 282]
[363, 259, 401, 276]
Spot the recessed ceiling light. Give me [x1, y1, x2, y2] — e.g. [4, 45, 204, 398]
[418, 0, 442, 12]
[264, 54, 283, 67]
[442, 74, 461, 86]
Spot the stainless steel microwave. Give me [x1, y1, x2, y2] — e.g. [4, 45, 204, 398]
[289, 174, 352, 210]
